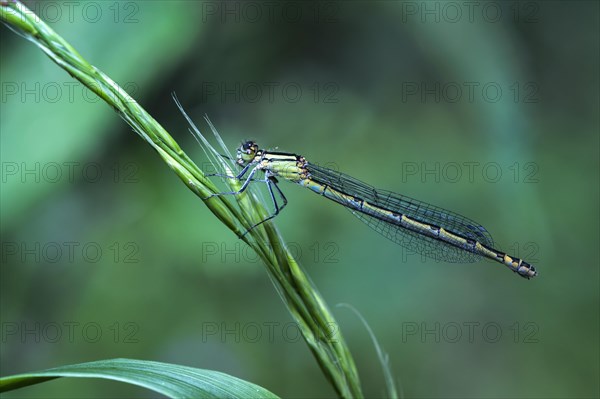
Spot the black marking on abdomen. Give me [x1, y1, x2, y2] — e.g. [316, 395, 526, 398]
[357, 198, 365, 211]
[466, 239, 477, 251]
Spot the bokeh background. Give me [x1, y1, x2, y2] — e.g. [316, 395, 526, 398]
[1, 1, 598, 398]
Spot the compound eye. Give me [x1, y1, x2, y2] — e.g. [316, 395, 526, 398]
[243, 141, 255, 151]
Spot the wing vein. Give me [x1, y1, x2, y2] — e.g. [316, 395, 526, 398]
[306, 163, 494, 263]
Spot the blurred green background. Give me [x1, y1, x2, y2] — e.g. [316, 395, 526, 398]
[1, 1, 598, 398]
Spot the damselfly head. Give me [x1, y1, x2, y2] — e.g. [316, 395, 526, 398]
[237, 141, 259, 165]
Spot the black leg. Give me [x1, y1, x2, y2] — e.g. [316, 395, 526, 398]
[241, 177, 288, 236]
[202, 164, 259, 200]
[235, 163, 253, 179]
[272, 178, 288, 211]
[206, 162, 253, 177]
[205, 172, 236, 178]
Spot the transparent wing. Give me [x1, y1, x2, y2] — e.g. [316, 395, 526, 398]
[306, 163, 494, 263]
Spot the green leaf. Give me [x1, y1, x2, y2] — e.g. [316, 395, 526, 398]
[0, 358, 279, 399]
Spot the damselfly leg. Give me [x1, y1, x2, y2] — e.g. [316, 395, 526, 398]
[203, 162, 288, 235]
[241, 175, 288, 236]
[201, 162, 258, 200]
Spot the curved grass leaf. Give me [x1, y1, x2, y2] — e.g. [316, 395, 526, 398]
[0, 358, 279, 399]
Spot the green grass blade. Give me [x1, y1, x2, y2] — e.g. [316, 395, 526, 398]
[0, 358, 279, 398]
[338, 304, 399, 399]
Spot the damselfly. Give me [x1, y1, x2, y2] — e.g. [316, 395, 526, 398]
[208, 141, 538, 279]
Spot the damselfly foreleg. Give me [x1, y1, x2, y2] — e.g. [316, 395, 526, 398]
[201, 163, 260, 200]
